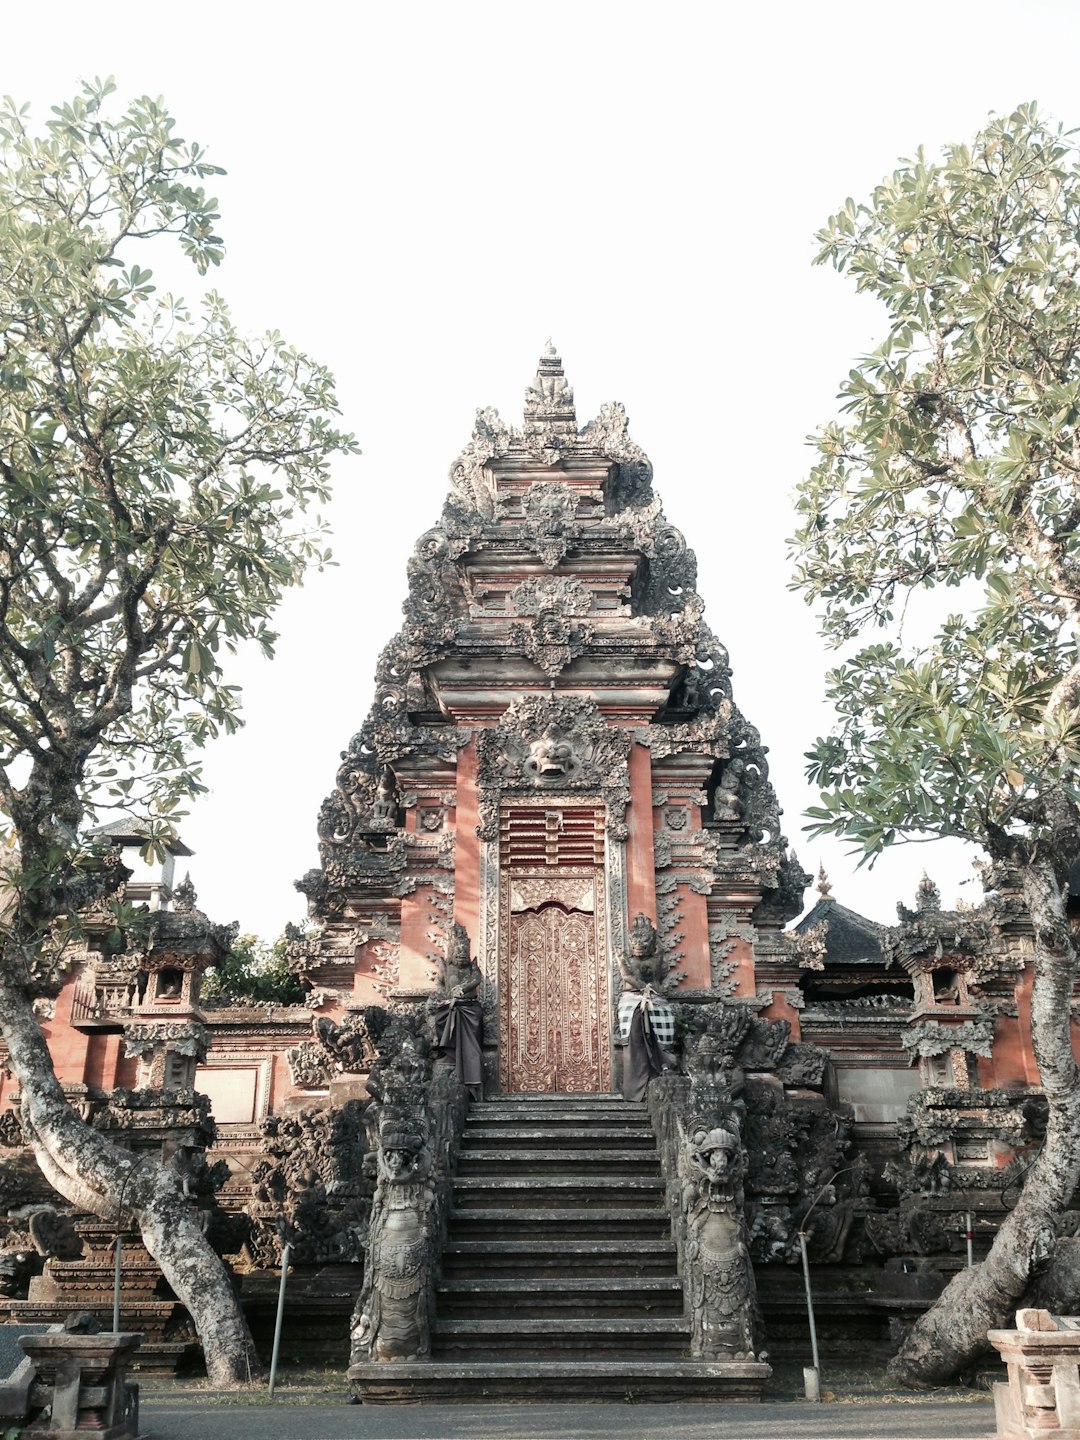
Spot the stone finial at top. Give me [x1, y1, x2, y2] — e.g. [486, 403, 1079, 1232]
[816, 864, 833, 899]
[173, 872, 197, 914]
[915, 872, 941, 913]
[523, 340, 577, 432]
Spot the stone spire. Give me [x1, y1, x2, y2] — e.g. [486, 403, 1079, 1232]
[523, 340, 577, 434]
[816, 864, 832, 899]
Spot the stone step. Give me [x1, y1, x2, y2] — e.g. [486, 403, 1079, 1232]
[436, 1276, 684, 1318]
[451, 1175, 666, 1209]
[431, 1316, 691, 1360]
[462, 1125, 657, 1146]
[347, 1358, 772, 1404]
[441, 1238, 678, 1278]
[482, 1093, 635, 1103]
[474, 1105, 644, 1123]
[456, 1148, 662, 1177]
[446, 1207, 673, 1240]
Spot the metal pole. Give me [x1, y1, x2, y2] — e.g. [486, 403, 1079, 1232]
[112, 1234, 122, 1334]
[268, 1242, 291, 1399]
[798, 1230, 821, 1400]
[966, 1211, 974, 1268]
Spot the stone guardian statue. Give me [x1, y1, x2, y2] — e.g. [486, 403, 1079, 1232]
[682, 1123, 762, 1361]
[349, 1124, 434, 1363]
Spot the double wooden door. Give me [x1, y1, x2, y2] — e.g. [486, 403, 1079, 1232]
[496, 803, 611, 1093]
[500, 900, 610, 1092]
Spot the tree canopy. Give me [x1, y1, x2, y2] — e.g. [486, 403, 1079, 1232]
[0, 78, 356, 900]
[791, 102, 1080, 1386]
[793, 102, 1080, 873]
[0, 78, 356, 1382]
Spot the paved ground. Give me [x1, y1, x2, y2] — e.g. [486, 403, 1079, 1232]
[139, 1396, 997, 1440]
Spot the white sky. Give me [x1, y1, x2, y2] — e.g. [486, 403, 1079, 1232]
[5, 0, 1076, 938]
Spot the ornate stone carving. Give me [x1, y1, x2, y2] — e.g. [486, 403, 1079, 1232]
[172, 874, 198, 913]
[902, 1017, 995, 1060]
[619, 912, 672, 992]
[510, 610, 594, 677]
[509, 876, 595, 912]
[520, 482, 580, 568]
[122, 1021, 208, 1061]
[29, 1208, 84, 1261]
[286, 1040, 331, 1090]
[246, 1101, 370, 1266]
[509, 576, 592, 618]
[347, 1007, 469, 1366]
[474, 696, 631, 841]
[349, 1118, 435, 1363]
[681, 1122, 762, 1361]
[122, 1019, 208, 1090]
[439, 922, 482, 998]
[447, 406, 512, 517]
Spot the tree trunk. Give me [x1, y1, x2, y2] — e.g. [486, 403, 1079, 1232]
[0, 965, 259, 1384]
[889, 855, 1080, 1385]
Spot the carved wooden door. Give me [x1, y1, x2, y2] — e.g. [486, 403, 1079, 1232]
[502, 903, 609, 1092]
[497, 805, 611, 1094]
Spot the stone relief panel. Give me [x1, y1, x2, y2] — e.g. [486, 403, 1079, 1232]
[474, 696, 631, 842]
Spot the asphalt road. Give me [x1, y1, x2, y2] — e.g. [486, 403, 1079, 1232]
[139, 1398, 996, 1440]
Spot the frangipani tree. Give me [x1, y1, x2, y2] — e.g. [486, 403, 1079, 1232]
[792, 103, 1080, 1384]
[0, 80, 356, 1380]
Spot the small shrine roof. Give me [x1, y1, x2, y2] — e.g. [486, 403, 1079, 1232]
[795, 895, 887, 966]
[89, 818, 194, 857]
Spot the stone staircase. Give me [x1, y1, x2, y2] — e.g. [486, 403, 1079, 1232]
[349, 1092, 770, 1402]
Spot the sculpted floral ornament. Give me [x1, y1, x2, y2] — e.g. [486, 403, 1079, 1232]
[509, 576, 592, 618]
[902, 1017, 995, 1060]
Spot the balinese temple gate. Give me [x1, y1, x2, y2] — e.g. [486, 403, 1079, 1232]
[303, 343, 807, 1092]
[298, 346, 808, 1398]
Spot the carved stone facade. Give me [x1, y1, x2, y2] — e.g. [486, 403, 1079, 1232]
[293, 345, 803, 1107]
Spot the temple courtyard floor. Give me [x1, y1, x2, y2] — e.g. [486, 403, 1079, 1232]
[137, 1365, 997, 1440]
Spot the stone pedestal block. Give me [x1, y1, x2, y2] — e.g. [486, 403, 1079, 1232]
[18, 1330, 142, 1440]
[989, 1309, 1080, 1438]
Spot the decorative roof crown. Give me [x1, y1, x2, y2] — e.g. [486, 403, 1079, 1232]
[523, 340, 577, 433]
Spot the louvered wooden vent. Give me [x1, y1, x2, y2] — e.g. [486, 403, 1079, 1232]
[499, 807, 604, 869]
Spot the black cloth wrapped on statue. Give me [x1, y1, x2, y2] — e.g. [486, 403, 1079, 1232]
[622, 996, 665, 1102]
[434, 995, 484, 1097]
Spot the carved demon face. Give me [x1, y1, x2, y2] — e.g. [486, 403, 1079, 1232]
[692, 1126, 740, 1183]
[382, 1147, 419, 1182]
[525, 729, 579, 783]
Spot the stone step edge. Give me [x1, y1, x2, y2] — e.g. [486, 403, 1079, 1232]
[432, 1318, 691, 1334]
[448, 1207, 670, 1222]
[462, 1127, 656, 1138]
[476, 1093, 633, 1100]
[453, 1175, 665, 1187]
[457, 1146, 659, 1157]
[443, 1239, 676, 1252]
[437, 1276, 682, 1293]
[348, 1360, 770, 1380]
[469, 1105, 648, 1117]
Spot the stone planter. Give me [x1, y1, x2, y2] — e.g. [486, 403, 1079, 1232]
[18, 1329, 142, 1440]
[988, 1308, 1080, 1438]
